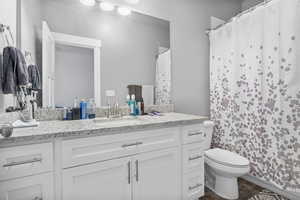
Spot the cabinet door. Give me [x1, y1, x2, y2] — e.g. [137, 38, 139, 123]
[62, 158, 132, 200]
[0, 173, 53, 200]
[133, 148, 180, 200]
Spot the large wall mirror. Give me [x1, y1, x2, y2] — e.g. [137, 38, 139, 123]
[17, 0, 171, 110]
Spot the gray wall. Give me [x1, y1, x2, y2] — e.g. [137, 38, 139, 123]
[0, 0, 17, 112]
[18, 0, 242, 115]
[55, 45, 94, 107]
[39, 0, 170, 106]
[20, 0, 41, 65]
[109, 0, 241, 116]
[242, 0, 264, 10]
[20, 0, 43, 106]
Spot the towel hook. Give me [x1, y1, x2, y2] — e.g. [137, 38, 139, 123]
[0, 23, 14, 46]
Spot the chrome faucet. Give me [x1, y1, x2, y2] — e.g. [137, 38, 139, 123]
[106, 103, 122, 119]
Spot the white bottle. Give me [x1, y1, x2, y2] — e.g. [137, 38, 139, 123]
[130, 94, 136, 115]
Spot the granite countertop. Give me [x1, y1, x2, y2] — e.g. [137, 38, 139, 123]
[0, 113, 209, 148]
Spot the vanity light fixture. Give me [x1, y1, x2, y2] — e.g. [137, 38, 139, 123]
[99, 2, 115, 11]
[125, 0, 140, 4]
[118, 6, 132, 16]
[80, 0, 96, 6]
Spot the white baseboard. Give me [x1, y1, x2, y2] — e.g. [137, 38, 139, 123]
[242, 175, 300, 200]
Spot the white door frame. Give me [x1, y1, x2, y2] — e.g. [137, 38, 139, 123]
[52, 32, 102, 107]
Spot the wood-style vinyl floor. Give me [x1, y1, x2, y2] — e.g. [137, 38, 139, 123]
[199, 178, 282, 200]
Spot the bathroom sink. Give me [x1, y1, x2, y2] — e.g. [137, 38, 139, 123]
[94, 116, 142, 126]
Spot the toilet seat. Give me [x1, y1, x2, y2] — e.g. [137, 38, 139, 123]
[205, 148, 249, 168]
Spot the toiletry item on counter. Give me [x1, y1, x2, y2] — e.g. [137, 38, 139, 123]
[126, 94, 145, 116]
[87, 98, 96, 119]
[80, 99, 87, 119]
[148, 111, 163, 116]
[72, 107, 80, 120]
[137, 98, 145, 115]
[129, 94, 137, 116]
[127, 85, 143, 102]
[67, 109, 73, 120]
[63, 107, 68, 120]
[137, 102, 141, 115]
[126, 94, 130, 105]
[72, 97, 80, 120]
[141, 101, 145, 115]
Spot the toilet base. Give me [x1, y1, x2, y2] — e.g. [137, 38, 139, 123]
[205, 165, 239, 200]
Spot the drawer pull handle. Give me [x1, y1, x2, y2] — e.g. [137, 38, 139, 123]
[122, 142, 143, 148]
[188, 132, 203, 137]
[128, 161, 131, 184]
[189, 183, 202, 191]
[189, 155, 203, 161]
[135, 160, 139, 182]
[3, 158, 42, 168]
[33, 197, 42, 200]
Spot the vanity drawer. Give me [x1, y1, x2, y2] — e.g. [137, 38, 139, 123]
[62, 128, 180, 168]
[136, 127, 180, 154]
[182, 143, 204, 173]
[182, 170, 204, 200]
[0, 143, 53, 181]
[182, 124, 206, 145]
[0, 172, 54, 200]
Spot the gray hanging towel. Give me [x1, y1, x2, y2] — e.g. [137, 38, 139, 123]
[28, 64, 41, 90]
[1, 46, 17, 94]
[1, 47, 28, 94]
[16, 48, 28, 86]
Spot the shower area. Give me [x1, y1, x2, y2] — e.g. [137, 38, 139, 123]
[155, 47, 171, 105]
[209, 0, 300, 196]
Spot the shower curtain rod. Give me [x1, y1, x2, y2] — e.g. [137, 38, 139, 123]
[205, 0, 273, 35]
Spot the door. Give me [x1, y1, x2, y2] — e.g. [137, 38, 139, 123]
[62, 157, 132, 200]
[0, 173, 53, 200]
[133, 148, 180, 200]
[42, 21, 55, 108]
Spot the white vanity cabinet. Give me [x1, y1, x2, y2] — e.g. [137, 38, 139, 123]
[61, 128, 181, 200]
[0, 143, 54, 200]
[62, 148, 180, 200]
[0, 121, 208, 200]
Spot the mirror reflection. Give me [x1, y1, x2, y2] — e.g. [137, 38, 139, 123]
[19, 0, 171, 110]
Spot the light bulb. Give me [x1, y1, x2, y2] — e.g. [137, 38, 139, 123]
[100, 2, 115, 11]
[118, 7, 132, 16]
[125, 0, 140, 4]
[80, 0, 96, 6]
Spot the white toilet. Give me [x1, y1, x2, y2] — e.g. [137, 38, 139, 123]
[203, 121, 250, 200]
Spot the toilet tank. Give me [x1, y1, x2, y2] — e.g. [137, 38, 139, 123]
[203, 121, 214, 150]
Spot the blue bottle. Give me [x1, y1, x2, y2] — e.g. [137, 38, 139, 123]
[80, 99, 87, 119]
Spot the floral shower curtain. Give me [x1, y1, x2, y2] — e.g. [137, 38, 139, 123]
[210, 0, 300, 193]
[155, 49, 172, 105]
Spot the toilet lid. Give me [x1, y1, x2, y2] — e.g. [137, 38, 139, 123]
[205, 148, 249, 167]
